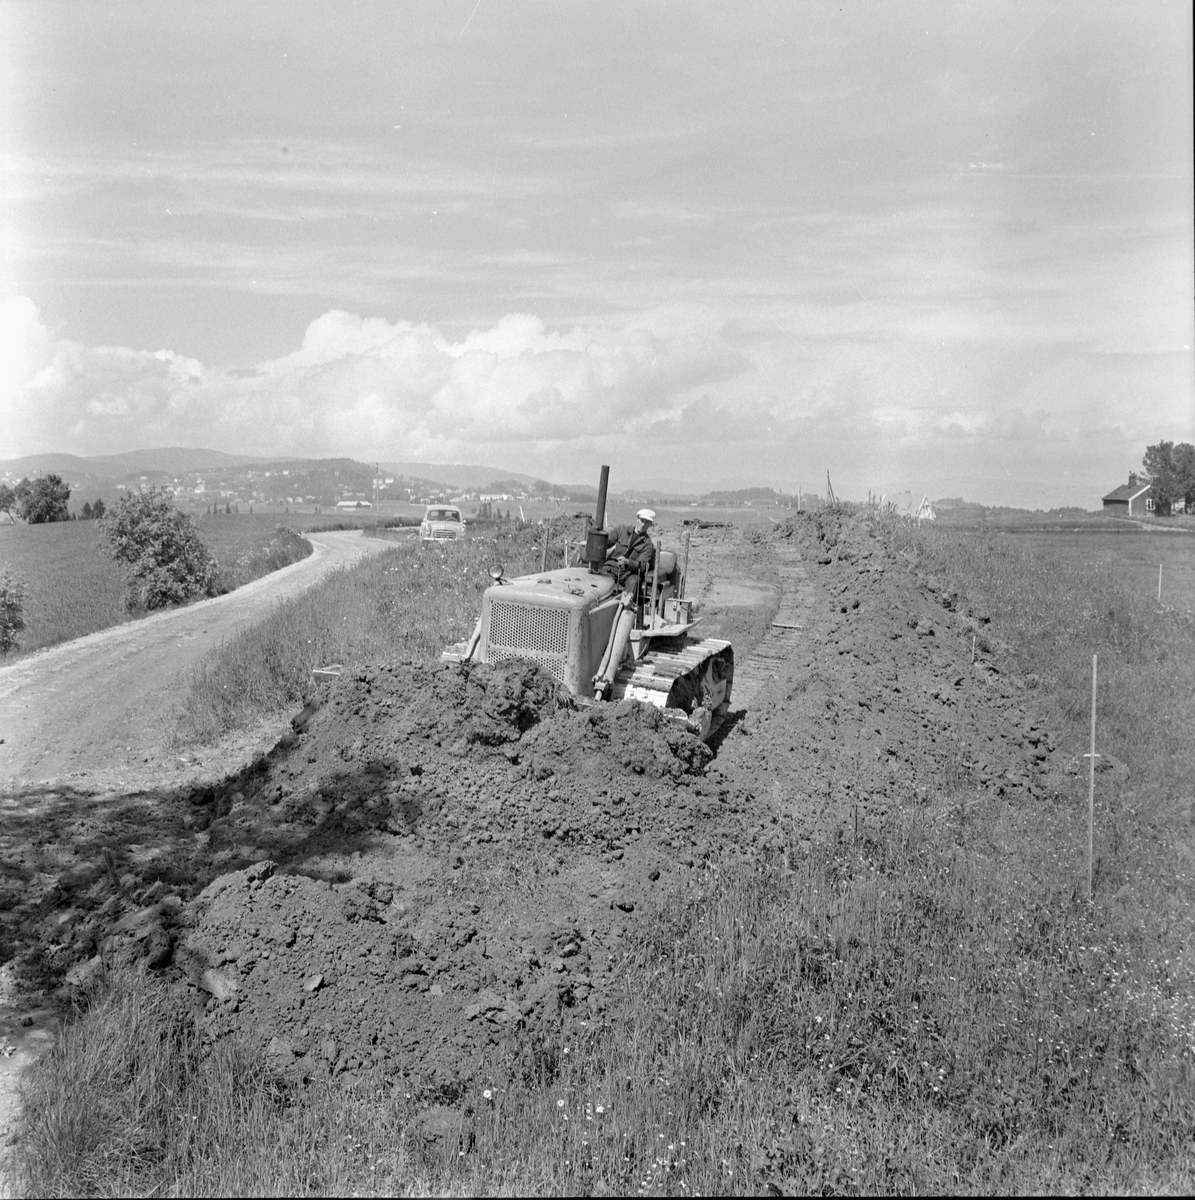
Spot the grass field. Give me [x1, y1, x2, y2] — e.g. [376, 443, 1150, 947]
[0, 522, 131, 658]
[0, 515, 310, 660]
[1002, 529, 1195, 611]
[15, 511, 1195, 1195]
[933, 509, 1195, 610]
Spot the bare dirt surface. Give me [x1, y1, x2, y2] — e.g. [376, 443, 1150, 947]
[0, 530, 390, 792]
[0, 513, 1080, 1178]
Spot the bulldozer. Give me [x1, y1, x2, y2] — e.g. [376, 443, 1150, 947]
[441, 467, 734, 741]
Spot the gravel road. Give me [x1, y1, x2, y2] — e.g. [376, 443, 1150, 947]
[0, 530, 392, 790]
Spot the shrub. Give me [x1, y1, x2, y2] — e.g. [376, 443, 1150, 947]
[0, 568, 26, 655]
[100, 487, 219, 610]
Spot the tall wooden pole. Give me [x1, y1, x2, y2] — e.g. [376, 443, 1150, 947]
[1088, 653, 1097, 900]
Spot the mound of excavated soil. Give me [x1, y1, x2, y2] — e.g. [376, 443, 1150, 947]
[168, 658, 756, 1094]
[24, 513, 1074, 1101]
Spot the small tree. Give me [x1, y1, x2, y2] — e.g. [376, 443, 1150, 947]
[0, 569, 26, 656]
[17, 473, 71, 523]
[1176, 443, 1195, 511]
[81, 501, 93, 519]
[100, 486, 219, 610]
[1143, 440, 1195, 515]
[0, 483, 15, 515]
[91, 497, 106, 520]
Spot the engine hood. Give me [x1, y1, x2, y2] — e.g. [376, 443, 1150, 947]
[487, 567, 618, 610]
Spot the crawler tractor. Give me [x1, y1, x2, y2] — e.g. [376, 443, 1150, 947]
[442, 467, 734, 741]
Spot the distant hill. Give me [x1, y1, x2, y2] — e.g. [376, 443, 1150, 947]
[89, 447, 266, 474]
[0, 447, 264, 485]
[0, 452, 103, 481]
[379, 461, 543, 491]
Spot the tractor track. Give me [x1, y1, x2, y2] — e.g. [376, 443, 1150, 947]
[729, 543, 816, 708]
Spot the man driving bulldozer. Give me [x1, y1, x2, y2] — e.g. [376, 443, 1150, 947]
[599, 508, 656, 596]
[593, 509, 657, 699]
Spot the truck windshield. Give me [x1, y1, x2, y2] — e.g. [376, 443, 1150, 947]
[428, 509, 459, 521]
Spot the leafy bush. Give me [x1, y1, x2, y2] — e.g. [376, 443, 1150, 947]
[0, 568, 26, 655]
[100, 487, 219, 610]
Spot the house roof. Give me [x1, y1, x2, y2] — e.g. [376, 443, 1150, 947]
[1102, 482, 1152, 502]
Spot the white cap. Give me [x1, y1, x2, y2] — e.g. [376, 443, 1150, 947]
[636, 508, 656, 523]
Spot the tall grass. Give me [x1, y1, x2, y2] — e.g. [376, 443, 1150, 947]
[172, 531, 545, 745]
[906, 522, 1195, 856]
[0, 522, 129, 655]
[199, 520, 311, 593]
[16, 970, 436, 1198]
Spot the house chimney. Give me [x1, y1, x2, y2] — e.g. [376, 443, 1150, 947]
[1128, 472, 1138, 487]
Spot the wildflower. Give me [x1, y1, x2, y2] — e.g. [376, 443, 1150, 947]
[595, 1105, 605, 1114]
[558, 1098, 566, 1108]
[483, 1089, 493, 1101]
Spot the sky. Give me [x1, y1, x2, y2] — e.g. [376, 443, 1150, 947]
[2, 0, 1192, 506]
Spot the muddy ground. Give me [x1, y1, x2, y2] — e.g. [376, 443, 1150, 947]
[0, 511, 1083, 1109]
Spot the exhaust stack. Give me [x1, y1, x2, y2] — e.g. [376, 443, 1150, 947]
[585, 464, 611, 570]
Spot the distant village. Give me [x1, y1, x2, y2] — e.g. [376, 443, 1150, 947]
[0, 456, 816, 515]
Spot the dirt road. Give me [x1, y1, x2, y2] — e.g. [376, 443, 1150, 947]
[0, 530, 391, 790]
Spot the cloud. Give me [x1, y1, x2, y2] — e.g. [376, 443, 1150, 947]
[4, 293, 1190, 509]
[0, 299, 751, 462]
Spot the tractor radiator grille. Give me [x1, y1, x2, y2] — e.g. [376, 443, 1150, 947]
[489, 602, 569, 656]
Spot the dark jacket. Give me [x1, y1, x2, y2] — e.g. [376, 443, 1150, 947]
[604, 524, 655, 575]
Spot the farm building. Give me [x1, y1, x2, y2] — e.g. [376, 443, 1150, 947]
[335, 499, 373, 510]
[1101, 473, 1155, 516]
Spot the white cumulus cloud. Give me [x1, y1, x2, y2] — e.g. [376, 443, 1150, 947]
[1, 300, 751, 462]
